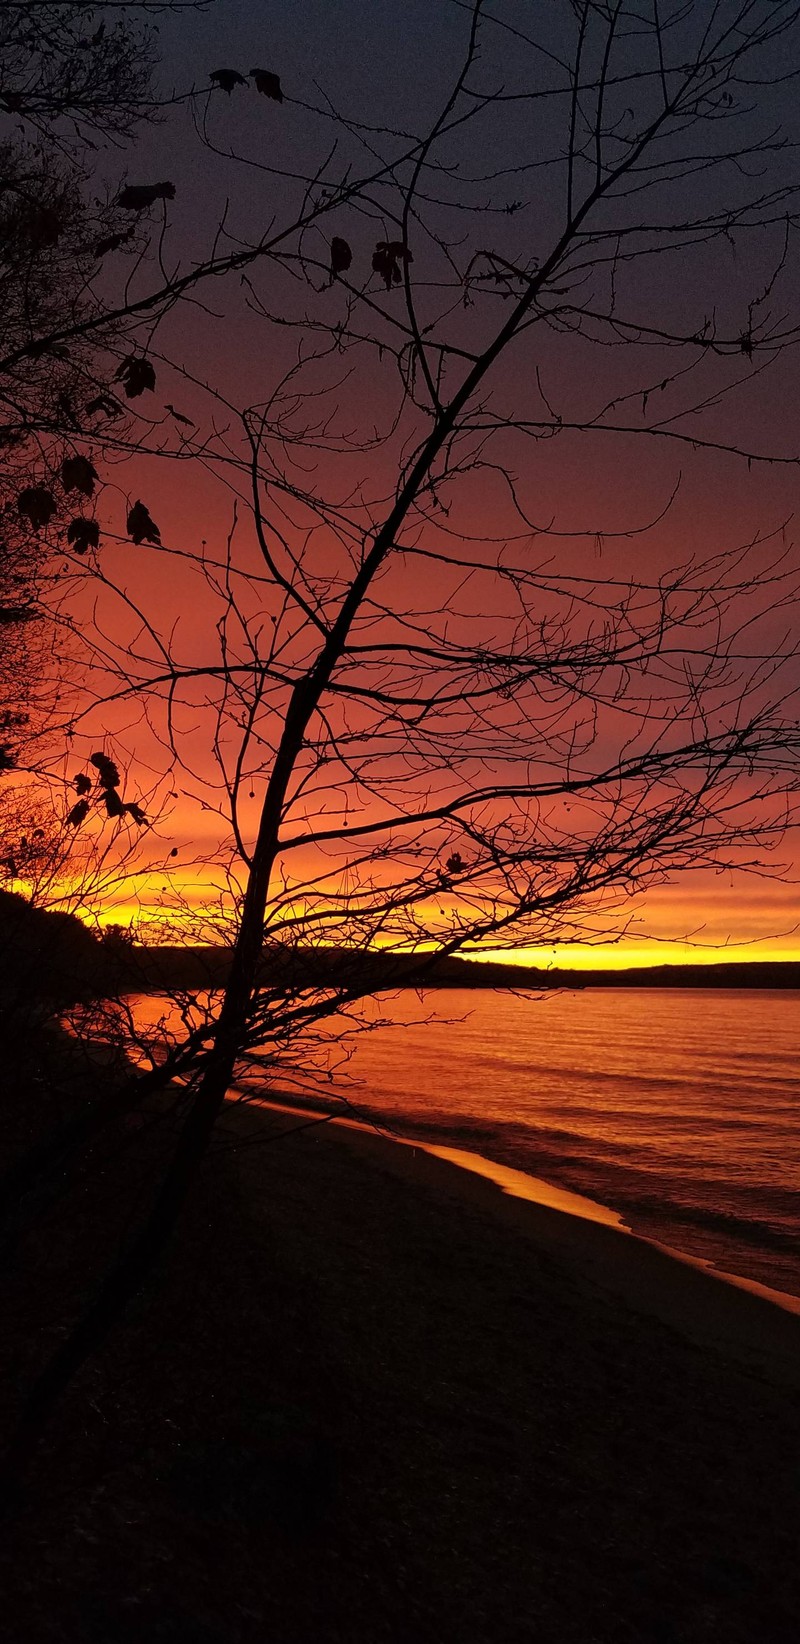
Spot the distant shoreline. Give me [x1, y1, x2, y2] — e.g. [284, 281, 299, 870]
[4, 893, 797, 996]
[116, 945, 800, 993]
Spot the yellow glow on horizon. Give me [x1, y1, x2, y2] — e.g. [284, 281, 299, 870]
[89, 909, 800, 969]
[74, 863, 800, 968]
[470, 941, 800, 969]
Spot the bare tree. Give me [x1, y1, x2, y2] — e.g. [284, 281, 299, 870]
[6, 0, 800, 1474]
[0, 1, 201, 782]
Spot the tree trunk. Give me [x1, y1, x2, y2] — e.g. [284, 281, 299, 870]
[0, 1046, 235, 1494]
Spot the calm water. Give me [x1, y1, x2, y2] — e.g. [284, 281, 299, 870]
[129, 986, 800, 1299]
[284, 988, 800, 1299]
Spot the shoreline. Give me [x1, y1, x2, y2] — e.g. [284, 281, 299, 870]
[411, 1140, 800, 1320]
[231, 1088, 800, 1389]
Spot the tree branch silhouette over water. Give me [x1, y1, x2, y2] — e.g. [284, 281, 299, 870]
[4, 0, 800, 1479]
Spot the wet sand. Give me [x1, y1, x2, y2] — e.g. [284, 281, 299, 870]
[315, 1109, 800, 1384]
[247, 1090, 800, 1383]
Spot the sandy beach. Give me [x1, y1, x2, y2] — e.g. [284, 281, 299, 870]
[256, 1093, 800, 1378]
[3, 1092, 799, 1642]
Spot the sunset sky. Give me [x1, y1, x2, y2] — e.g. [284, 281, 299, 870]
[50, 0, 800, 965]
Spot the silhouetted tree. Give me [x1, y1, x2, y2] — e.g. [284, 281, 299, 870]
[5, 0, 800, 1480]
[0, 2, 201, 772]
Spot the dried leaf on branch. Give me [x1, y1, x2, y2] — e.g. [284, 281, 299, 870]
[117, 182, 176, 211]
[166, 404, 195, 427]
[86, 394, 122, 419]
[90, 752, 121, 790]
[66, 799, 89, 827]
[210, 68, 247, 94]
[372, 240, 413, 290]
[330, 237, 352, 278]
[61, 456, 98, 496]
[114, 356, 156, 399]
[17, 487, 56, 529]
[93, 229, 134, 258]
[126, 500, 162, 545]
[67, 518, 100, 554]
[250, 68, 283, 101]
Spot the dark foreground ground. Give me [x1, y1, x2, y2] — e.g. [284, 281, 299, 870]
[1, 1038, 799, 1644]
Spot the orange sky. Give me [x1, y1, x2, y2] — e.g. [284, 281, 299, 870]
[51, 1, 800, 966]
[67, 357, 800, 964]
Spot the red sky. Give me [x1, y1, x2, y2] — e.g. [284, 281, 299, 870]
[57, 0, 800, 964]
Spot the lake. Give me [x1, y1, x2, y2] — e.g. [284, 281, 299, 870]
[130, 985, 800, 1300]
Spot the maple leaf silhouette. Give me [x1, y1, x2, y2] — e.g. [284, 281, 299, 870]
[73, 772, 92, 794]
[127, 500, 162, 545]
[210, 68, 247, 93]
[117, 182, 176, 211]
[445, 851, 465, 874]
[17, 487, 56, 529]
[67, 517, 100, 554]
[67, 798, 90, 827]
[124, 802, 147, 825]
[250, 68, 283, 100]
[61, 455, 98, 496]
[104, 789, 126, 818]
[115, 355, 156, 398]
[330, 237, 352, 278]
